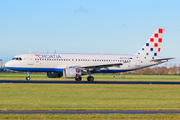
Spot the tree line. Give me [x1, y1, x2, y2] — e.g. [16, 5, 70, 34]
[121, 64, 180, 75]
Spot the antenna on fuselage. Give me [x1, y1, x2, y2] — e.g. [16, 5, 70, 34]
[54, 50, 56, 53]
[29, 51, 31, 53]
[47, 50, 49, 53]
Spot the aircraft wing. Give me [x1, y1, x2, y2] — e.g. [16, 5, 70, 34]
[150, 58, 174, 62]
[70, 62, 124, 71]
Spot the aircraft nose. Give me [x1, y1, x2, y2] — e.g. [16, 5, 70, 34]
[5, 61, 13, 68]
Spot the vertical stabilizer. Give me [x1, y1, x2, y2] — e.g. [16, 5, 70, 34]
[135, 29, 165, 57]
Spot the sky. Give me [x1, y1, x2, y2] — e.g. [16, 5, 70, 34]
[0, 0, 180, 67]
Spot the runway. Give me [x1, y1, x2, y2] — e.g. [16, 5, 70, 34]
[0, 111, 180, 114]
[0, 80, 180, 84]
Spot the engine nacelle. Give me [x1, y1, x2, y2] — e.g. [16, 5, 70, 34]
[63, 68, 82, 78]
[47, 72, 63, 78]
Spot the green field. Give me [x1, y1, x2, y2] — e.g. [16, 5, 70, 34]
[1, 73, 180, 81]
[1, 84, 180, 111]
[1, 73, 180, 119]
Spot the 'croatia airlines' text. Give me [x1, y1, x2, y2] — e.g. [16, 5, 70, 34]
[37, 54, 61, 59]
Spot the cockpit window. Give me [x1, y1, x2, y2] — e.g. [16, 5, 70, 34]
[12, 57, 22, 61]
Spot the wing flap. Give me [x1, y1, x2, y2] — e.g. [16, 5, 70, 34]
[70, 62, 123, 71]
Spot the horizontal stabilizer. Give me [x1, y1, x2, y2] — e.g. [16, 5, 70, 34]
[150, 58, 174, 62]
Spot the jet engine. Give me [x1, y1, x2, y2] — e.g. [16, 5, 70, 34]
[47, 72, 63, 78]
[63, 68, 82, 78]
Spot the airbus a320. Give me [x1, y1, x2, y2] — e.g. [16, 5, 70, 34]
[5, 29, 173, 81]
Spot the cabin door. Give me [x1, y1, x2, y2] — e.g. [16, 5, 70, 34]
[135, 58, 141, 67]
[28, 54, 33, 65]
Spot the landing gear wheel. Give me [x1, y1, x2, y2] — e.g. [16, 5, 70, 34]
[26, 77, 30, 81]
[75, 76, 82, 81]
[87, 76, 94, 82]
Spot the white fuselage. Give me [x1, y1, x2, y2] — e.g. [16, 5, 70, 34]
[5, 53, 165, 73]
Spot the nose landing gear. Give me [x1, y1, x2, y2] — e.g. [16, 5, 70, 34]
[26, 72, 31, 81]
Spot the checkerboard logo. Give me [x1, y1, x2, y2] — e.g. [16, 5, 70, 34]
[136, 29, 165, 57]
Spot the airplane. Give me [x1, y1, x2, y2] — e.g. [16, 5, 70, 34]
[5, 28, 173, 81]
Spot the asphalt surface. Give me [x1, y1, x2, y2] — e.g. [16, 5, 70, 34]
[0, 111, 180, 114]
[0, 80, 180, 84]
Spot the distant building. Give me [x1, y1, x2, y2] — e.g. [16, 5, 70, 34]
[0, 59, 4, 71]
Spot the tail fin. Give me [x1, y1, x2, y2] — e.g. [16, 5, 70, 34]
[135, 28, 165, 57]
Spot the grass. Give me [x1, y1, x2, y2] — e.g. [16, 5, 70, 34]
[0, 73, 180, 81]
[0, 84, 180, 111]
[1, 73, 180, 119]
[1, 114, 180, 120]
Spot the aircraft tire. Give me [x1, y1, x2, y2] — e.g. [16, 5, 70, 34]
[26, 77, 30, 81]
[87, 76, 94, 82]
[75, 76, 82, 81]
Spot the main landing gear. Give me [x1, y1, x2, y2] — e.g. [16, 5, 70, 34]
[86, 71, 94, 82]
[87, 76, 94, 82]
[75, 74, 82, 81]
[75, 72, 94, 82]
[75, 76, 94, 82]
[75, 76, 82, 81]
[26, 72, 31, 81]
